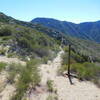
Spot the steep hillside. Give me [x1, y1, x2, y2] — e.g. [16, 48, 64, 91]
[0, 22, 59, 60]
[0, 12, 100, 61]
[32, 18, 100, 43]
[33, 24, 100, 61]
[78, 21, 100, 43]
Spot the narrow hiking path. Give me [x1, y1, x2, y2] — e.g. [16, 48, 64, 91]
[28, 50, 64, 100]
[0, 84, 15, 100]
[0, 56, 26, 65]
[29, 50, 100, 100]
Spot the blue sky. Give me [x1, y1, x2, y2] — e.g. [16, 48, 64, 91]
[0, 0, 100, 23]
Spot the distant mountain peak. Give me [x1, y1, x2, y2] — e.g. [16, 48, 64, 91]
[31, 17, 100, 43]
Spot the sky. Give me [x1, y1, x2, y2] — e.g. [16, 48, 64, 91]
[0, 0, 100, 23]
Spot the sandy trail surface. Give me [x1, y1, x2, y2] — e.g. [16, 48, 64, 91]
[30, 50, 100, 100]
[0, 84, 15, 100]
[0, 56, 26, 65]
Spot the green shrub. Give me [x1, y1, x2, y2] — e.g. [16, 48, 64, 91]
[47, 80, 54, 92]
[0, 62, 7, 72]
[33, 46, 50, 57]
[71, 62, 100, 81]
[63, 46, 69, 52]
[17, 37, 31, 49]
[11, 59, 41, 100]
[46, 95, 54, 100]
[11, 68, 32, 100]
[60, 50, 100, 87]
[8, 71, 16, 84]
[0, 23, 60, 59]
[62, 47, 89, 65]
[46, 94, 58, 100]
[27, 59, 41, 87]
[0, 26, 12, 36]
[61, 53, 68, 65]
[7, 53, 15, 58]
[42, 56, 49, 64]
[0, 48, 6, 55]
[1, 36, 11, 41]
[7, 63, 24, 84]
[71, 51, 86, 63]
[58, 65, 68, 75]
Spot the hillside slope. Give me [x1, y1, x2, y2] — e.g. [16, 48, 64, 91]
[32, 18, 100, 43]
[0, 12, 100, 61]
[0, 22, 59, 60]
[0, 12, 100, 100]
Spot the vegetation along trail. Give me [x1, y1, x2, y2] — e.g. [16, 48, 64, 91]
[0, 57, 26, 100]
[0, 50, 100, 100]
[29, 50, 100, 100]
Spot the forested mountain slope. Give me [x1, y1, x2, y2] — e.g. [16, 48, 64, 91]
[32, 18, 100, 43]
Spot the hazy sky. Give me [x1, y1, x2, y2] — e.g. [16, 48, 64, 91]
[0, 0, 100, 23]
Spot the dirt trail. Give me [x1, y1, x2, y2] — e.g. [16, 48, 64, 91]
[0, 84, 15, 100]
[0, 56, 26, 65]
[0, 51, 100, 100]
[31, 50, 100, 100]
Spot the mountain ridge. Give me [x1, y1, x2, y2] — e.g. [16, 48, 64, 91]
[32, 18, 100, 43]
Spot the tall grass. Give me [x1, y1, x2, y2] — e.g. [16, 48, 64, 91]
[0, 62, 7, 72]
[7, 63, 24, 84]
[71, 62, 100, 80]
[11, 59, 41, 100]
[47, 80, 54, 92]
[46, 94, 58, 100]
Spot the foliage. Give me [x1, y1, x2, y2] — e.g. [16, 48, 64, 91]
[11, 59, 41, 100]
[26, 59, 41, 87]
[42, 56, 49, 64]
[7, 63, 24, 84]
[60, 48, 100, 87]
[0, 25, 12, 36]
[47, 80, 54, 92]
[71, 62, 100, 81]
[7, 53, 16, 58]
[0, 62, 7, 72]
[1, 13, 100, 61]
[32, 18, 100, 43]
[0, 22, 59, 59]
[0, 48, 6, 55]
[46, 94, 58, 100]
[58, 65, 68, 75]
